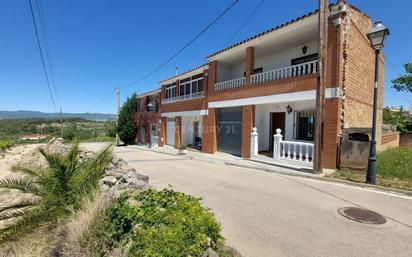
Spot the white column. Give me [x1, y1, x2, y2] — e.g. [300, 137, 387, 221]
[250, 127, 258, 157]
[273, 128, 283, 161]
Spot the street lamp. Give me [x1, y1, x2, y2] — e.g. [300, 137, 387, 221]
[366, 21, 390, 184]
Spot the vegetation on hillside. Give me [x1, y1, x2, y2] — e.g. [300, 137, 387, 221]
[383, 107, 412, 133]
[0, 117, 116, 144]
[331, 147, 412, 191]
[0, 140, 14, 151]
[0, 144, 112, 243]
[73, 189, 230, 257]
[117, 93, 137, 144]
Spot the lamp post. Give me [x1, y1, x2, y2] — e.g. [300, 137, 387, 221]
[366, 21, 390, 184]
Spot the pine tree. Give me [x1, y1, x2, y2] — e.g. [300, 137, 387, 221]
[117, 93, 137, 144]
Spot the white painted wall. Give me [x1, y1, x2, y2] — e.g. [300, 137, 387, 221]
[254, 100, 315, 151]
[181, 116, 203, 145]
[254, 41, 318, 72]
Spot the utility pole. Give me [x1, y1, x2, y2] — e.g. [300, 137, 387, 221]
[115, 87, 120, 146]
[314, 0, 329, 173]
[60, 107, 63, 139]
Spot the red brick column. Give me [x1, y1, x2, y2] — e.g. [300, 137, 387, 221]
[202, 109, 217, 154]
[322, 98, 341, 169]
[145, 123, 150, 144]
[175, 116, 182, 147]
[175, 80, 180, 97]
[245, 47, 254, 86]
[241, 105, 255, 158]
[158, 117, 166, 147]
[207, 61, 217, 97]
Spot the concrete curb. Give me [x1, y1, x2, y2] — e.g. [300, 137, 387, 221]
[122, 145, 412, 197]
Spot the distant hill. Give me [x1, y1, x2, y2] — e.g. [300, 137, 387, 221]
[0, 110, 115, 121]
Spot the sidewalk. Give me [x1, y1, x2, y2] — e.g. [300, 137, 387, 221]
[128, 144, 322, 178]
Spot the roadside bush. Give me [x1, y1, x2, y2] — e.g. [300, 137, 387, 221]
[377, 147, 412, 181]
[0, 144, 112, 243]
[81, 189, 224, 257]
[0, 140, 14, 151]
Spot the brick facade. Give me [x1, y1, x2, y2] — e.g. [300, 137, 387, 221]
[138, 3, 384, 171]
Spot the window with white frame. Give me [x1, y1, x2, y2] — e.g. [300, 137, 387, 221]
[179, 73, 203, 96]
[165, 83, 176, 99]
[293, 110, 316, 141]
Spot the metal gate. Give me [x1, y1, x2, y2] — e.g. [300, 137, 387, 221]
[218, 108, 242, 155]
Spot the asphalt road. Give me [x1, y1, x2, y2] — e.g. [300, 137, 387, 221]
[83, 143, 412, 257]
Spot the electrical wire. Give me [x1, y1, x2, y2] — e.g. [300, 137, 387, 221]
[86, 0, 240, 112]
[35, 0, 61, 107]
[28, 0, 58, 112]
[222, 0, 265, 48]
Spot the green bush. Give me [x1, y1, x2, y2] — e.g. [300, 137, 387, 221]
[86, 189, 224, 257]
[377, 147, 412, 181]
[0, 140, 14, 151]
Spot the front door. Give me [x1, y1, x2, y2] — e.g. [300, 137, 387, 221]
[269, 112, 285, 151]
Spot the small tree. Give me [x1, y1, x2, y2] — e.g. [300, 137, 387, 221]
[117, 93, 137, 144]
[392, 63, 412, 93]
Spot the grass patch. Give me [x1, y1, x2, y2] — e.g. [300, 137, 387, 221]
[0, 140, 14, 151]
[78, 189, 233, 257]
[330, 147, 412, 191]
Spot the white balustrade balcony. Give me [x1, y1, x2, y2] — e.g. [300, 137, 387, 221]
[215, 77, 245, 91]
[251, 60, 318, 85]
[162, 91, 204, 104]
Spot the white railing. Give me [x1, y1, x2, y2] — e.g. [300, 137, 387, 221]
[162, 91, 204, 104]
[251, 60, 318, 85]
[273, 129, 314, 163]
[215, 77, 245, 91]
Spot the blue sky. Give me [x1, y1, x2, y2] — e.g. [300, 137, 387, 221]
[0, 0, 411, 114]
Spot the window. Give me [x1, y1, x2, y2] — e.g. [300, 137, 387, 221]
[165, 83, 176, 99]
[243, 67, 263, 77]
[294, 110, 315, 141]
[179, 73, 204, 96]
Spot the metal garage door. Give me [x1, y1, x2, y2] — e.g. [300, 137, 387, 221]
[167, 118, 175, 146]
[218, 107, 242, 155]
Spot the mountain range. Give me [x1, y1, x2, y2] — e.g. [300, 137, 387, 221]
[0, 110, 115, 121]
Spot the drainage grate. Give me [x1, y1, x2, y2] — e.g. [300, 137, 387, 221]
[338, 207, 387, 225]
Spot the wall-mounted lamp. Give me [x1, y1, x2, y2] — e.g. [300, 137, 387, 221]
[302, 45, 308, 55]
[147, 103, 153, 107]
[286, 105, 293, 114]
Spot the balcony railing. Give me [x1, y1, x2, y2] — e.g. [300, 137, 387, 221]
[251, 60, 318, 85]
[162, 91, 204, 104]
[215, 77, 245, 91]
[214, 61, 318, 92]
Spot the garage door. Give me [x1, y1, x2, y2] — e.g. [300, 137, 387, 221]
[167, 118, 175, 146]
[218, 108, 242, 155]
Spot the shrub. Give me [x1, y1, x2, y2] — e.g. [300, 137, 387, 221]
[0, 144, 112, 243]
[0, 140, 14, 151]
[83, 189, 224, 257]
[377, 147, 412, 181]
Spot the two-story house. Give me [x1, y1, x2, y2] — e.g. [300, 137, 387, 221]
[140, 1, 387, 171]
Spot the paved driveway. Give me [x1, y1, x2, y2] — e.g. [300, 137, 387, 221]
[83, 143, 412, 257]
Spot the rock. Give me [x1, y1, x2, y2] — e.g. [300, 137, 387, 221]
[105, 168, 125, 179]
[102, 176, 118, 186]
[202, 248, 219, 257]
[101, 184, 110, 192]
[220, 246, 242, 257]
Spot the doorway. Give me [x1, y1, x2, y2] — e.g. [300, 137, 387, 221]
[269, 112, 285, 151]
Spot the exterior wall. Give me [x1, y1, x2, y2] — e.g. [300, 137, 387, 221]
[254, 100, 315, 151]
[202, 108, 217, 154]
[161, 98, 207, 113]
[378, 133, 400, 152]
[174, 116, 182, 147]
[209, 74, 317, 102]
[158, 117, 166, 147]
[322, 98, 341, 169]
[254, 41, 318, 72]
[343, 6, 384, 149]
[241, 105, 255, 158]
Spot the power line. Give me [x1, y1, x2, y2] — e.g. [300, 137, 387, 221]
[28, 0, 58, 113]
[86, 88, 116, 113]
[222, 0, 265, 48]
[86, 0, 240, 113]
[120, 0, 240, 89]
[35, 0, 60, 107]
